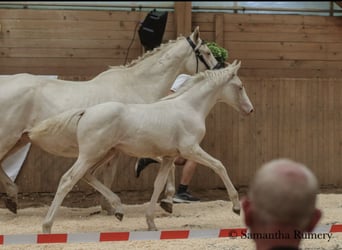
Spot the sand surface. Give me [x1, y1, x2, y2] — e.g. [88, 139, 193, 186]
[0, 191, 341, 250]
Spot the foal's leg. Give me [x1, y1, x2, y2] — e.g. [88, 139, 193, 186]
[182, 144, 240, 214]
[83, 172, 124, 220]
[145, 157, 174, 231]
[100, 157, 118, 215]
[42, 152, 114, 233]
[100, 153, 135, 215]
[160, 164, 175, 214]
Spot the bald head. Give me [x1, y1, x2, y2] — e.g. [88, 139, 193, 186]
[249, 158, 319, 229]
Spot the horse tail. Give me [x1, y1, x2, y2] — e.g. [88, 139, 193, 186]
[26, 109, 85, 156]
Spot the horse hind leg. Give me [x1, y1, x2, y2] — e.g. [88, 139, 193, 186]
[0, 132, 30, 214]
[160, 163, 175, 214]
[83, 172, 124, 221]
[100, 152, 130, 215]
[0, 167, 18, 213]
[100, 154, 122, 215]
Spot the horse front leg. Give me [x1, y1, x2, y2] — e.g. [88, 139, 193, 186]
[146, 157, 174, 231]
[43, 146, 116, 233]
[160, 163, 175, 214]
[182, 144, 240, 215]
[42, 158, 91, 233]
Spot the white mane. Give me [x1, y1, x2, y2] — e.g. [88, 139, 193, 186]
[109, 36, 186, 69]
[161, 67, 232, 101]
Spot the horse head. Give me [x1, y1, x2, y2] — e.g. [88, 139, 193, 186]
[183, 26, 220, 74]
[220, 60, 254, 115]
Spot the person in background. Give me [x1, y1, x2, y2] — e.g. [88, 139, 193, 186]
[135, 42, 228, 203]
[241, 158, 322, 250]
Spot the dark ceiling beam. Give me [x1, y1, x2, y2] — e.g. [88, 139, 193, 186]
[335, 1, 342, 8]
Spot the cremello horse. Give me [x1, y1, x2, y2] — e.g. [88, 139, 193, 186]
[27, 60, 254, 233]
[0, 27, 220, 214]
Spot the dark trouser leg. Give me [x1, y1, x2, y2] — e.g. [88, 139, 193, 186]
[135, 158, 159, 178]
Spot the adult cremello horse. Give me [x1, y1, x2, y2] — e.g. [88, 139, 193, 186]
[27, 60, 254, 233]
[0, 26, 220, 215]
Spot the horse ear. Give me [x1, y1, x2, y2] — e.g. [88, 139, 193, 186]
[235, 61, 241, 70]
[190, 26, 200, 43]
[233, 61, 241, 73]
[226, 60, 241, 76]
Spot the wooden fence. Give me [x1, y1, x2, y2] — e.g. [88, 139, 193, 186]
[0, 7, 342, 193]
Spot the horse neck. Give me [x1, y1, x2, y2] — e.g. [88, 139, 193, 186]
[178, 79, 222, 119]
[97, 38, 193, 101]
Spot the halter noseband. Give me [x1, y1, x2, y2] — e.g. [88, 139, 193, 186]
[186, 37, 221, 73]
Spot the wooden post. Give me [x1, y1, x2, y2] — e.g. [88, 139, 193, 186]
[215, 14, 224, 46]
[174, 2, 192, 37]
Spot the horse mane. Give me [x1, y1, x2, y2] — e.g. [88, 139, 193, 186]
[108, 36, 186, 69]
[160, 67, 232, 101]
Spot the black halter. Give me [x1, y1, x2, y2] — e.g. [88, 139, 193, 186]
[186, 37, 221, 73]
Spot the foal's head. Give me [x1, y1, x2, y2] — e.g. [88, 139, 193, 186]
[218, 60, 254, 115]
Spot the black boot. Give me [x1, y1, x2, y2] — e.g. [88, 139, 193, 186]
[135, 158, 159, 178]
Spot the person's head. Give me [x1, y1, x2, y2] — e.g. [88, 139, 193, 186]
[242, 158, 321, 235]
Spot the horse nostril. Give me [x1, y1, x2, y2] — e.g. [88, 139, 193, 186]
[250, 109, 254, 113]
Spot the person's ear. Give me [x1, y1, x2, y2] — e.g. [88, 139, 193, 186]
[305, 209, 322, 232]
[242, 196, 253, 227]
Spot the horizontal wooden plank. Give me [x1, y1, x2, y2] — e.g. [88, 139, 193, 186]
[194, 12, 342, 26]
[194, 21, 341, 35]
[0, 9, 175, 22]
[0, 58, 135, 75]
[1, 29, 176, 42]
[225, 13, 342, 26]
[224, 23, 342, 34]
[238, 59, 342, 70]
[0, 65, 110, 76]
[0, 19, 174, 32]
[0, 57, 134, 67]
[225, 41, 342, 53]
[0, 47, 140, 58]
[223, 31, 342, 43]
[0, 38, 143, 49]
[229, 50, 342, 61]
[238, 68, 342, 78]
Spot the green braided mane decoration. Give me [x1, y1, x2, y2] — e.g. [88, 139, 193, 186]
[207, 42, 228, 64]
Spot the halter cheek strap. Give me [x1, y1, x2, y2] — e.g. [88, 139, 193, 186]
[186, 37, 220, 72]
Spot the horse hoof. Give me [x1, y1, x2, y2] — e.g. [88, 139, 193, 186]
[115, 212, 124, 221]
[160, 200, 173, 214]
[42, 223, 52, 234]
[104, 209, 115, 216]
[233, 207, 241, 215]
[148, 226, 158, 231]
[4, 198, 17, 214]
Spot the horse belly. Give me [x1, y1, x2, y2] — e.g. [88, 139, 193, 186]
[31, 136, 79, 158]
[116, 137, 178, 158]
